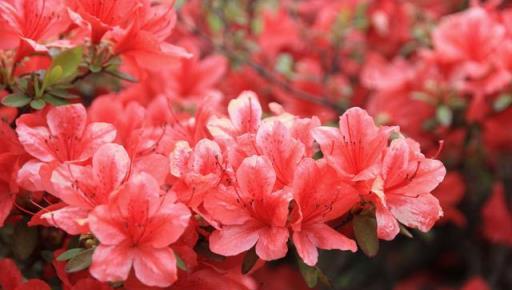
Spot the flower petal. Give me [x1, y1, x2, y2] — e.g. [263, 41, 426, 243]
[90, 244, 134, 283]
[209, 223, 260, 257]
[255, 226, 289, 261]
[133, 246, 178, 287]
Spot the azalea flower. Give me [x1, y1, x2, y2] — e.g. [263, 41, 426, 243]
[290, 158, 358, 266]
[0, 121, 28, 226]
[312, 107, 395, 182]
[0, 0, 70, 62]
[67, 0, 141, 43]
[15, 104, 116, 191]
[88, 172, 191, 287]
[205, 155, 291, 261]
[372, 138, 445, 240]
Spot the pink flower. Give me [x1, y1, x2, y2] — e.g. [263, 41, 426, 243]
[112, 4, 191, 73]
[0, 121, 28, 226]
[169, 139, 225, 209]
[372, 138, 445, 240]
[15, 104, 116, 191]
[290, 158, 358, 266]
[312, 107, 395, 182]
[88, 172, 191, 287]
[42, 143, 130, 234]
[208, 91, 263, 140]
[205, 156, 290, 261]
[67, 0, 141, 43]
[0, 0, 70, 62]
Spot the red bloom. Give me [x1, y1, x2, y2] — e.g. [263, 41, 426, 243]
[88, 172, 191, 287]
[169, 139, 224, 210]
[205, 156, 290, 261]
[0, 121, 28, 226]
[372, 138, 445, 240]
[42, 143, 131, 234]
[290, 158, 358, 266]
[0, 0, 70, 62]
[67, 0, 140, 43]
[312, 107, 394, 182]
[15, 104, 116, 191]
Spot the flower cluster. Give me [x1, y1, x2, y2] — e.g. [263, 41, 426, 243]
[1, 0, 511, 289]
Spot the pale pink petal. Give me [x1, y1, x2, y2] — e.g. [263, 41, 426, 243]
[236, 156, 276, 200]
[209, 223, 260, 256]
[228, 91, 262, 134]
[256, 121, 305, 185]
[112, 173, 160, 217]
[93, 143, 130, 194]
[78, 122, 117, 161]
[90, 244, 133, 283]
[17, 160, 46, 192]
[144, 200, 190, 248]
[133, 153, 169, 185]
[89, 205, 127, 245]
[204, 185, 252, 225]
[388, 193, 443, 232]
[293, 231, 318, 266]
[169, 141, 192, 178]
[47, 104, 87, 140]
[306, 223, 356, 252]
[49, 164, 96, 208]
[375, 200, 400, 241]
[15, 123, 53, 162]
[41, 206, 89, 235]
[133, 246, 178, 288]
[255, 226, 289, 261]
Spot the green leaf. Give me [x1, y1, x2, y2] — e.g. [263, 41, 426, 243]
[57, 248, 85, 262]
[52, 47, 83, 79]
[47, 89, 80, 99]
[493, 94, 512, 112]
[241, 247, 258, 274]
[43, 47, 83, 89]
[436, 105, 453, 127]
[175, 253, 188, 271]
[45, 65, 64, 87]
[207, 13, 223, 33]
[353, 214, 379, 257]
[105, 70, 138, 82]
[12, 223, 38, 260]
[1, 93, 31, 107]
[30, 99, 46, 110]
[43, 94, 68, 106]
[65, 248, 94, 273]
[89, 64, 102, 73]
[297, 257, 319, 288]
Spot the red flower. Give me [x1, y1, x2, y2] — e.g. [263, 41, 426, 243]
[15, 104, 116, 191]
[290, 158, 358, 266]
[67, 0, 141, 43]
[312, 107, 394, 182]
[0, 0, 70, 62]
[88, 172, 191, 287]
[372, 138, 445, 240]
[205, 156, 291, 261]
[0, 121, 28, 226]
